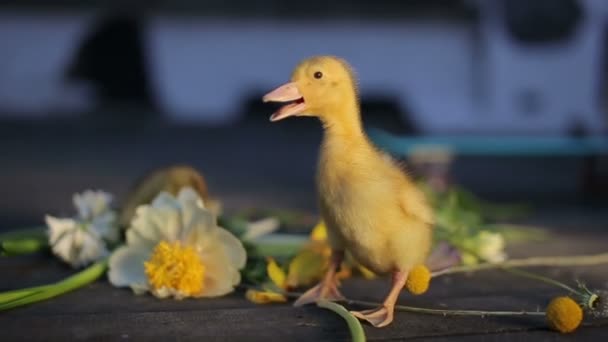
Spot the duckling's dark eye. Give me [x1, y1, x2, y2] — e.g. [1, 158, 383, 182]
[314, 71, 323, 79]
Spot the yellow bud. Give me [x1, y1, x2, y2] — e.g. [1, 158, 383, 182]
[546, 296, 583, 333]
[405, 265, 431, 295]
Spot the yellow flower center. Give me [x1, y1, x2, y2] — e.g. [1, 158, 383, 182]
[405, 265, 431, 295]
[546, 296, 583, 333]
[144, 241, 205, 298]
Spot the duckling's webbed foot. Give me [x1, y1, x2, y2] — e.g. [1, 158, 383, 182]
[293, 250, 345, 307]
[351, 306, 392, 327]
[350, 269, 408, 328]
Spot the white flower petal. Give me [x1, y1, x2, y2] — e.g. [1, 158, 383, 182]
[76, 230, 109, 267]
[73, 190, 113, 219]
[128, 206, 181, 246]
[51, 228, 78, 266]
[125, 228, 157, 250]
[242, 217, 280, 241]
[90, 212, 119, 243]
[177, 187, 205, 208]
[150, 191, 180, 210]
[46, 215, 77, 244]
[215, 227, 247, 270]
[181, 206, 216, 244]
[155, 207, 181, 242]
[108, 245, 151, 292]
[200, 253, 240, 297]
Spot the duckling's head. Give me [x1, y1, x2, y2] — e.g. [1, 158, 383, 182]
[263, 56, 359, 124]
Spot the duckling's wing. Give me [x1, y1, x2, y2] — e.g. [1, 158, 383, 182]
[399, 181, 435, 226]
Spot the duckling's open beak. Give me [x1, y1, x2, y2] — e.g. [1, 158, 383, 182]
[263, 82, 307, 122]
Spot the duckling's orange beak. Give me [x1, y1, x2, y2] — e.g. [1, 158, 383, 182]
[263, 82, 307, 122]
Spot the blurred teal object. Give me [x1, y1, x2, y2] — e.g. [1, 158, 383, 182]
[368, 128, 608, 157]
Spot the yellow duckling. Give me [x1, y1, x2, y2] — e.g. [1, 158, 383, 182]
[263, 56, 434, 327]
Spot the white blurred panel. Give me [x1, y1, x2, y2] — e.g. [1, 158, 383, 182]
[0, 12, 96, 117]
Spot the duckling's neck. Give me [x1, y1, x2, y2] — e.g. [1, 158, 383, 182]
[320, 100, 366, 142]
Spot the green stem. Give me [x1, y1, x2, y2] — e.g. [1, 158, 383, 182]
[317, 300, 366, 342]
[501, 267, 581, 295]
[432, 252, 608, 278]
[1, 238, 47, 256]
[0, 286, 51, 303]
[0, 259, 108, 311]
[0, 226, 48, 256]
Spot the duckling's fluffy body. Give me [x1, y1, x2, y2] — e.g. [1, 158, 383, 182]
[264, 55, 434, 327]
[318, 133, 432, 275]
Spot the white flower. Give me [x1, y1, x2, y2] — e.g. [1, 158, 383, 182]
[46, 217, 109, 268]
[108, 187, 246, 299]
[74, 190, 119, 243]
[46, 190, 118, 268]
[74, 190, 112, 220]
[476, 231, 507, 263]
[461, 230, 507, 265]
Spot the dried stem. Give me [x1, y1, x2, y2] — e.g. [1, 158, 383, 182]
[501, 267, 580, 295]
[432, 252, 608, 278]
[272, 289, 546, 317]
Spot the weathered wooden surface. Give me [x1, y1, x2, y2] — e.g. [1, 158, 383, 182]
[1, 225, 607, 341]
[1, 120, 607, 340]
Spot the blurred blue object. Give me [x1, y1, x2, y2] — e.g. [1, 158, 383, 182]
[368, 127, 608, 157]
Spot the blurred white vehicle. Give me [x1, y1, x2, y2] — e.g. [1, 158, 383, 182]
[0, 0, 606, 134]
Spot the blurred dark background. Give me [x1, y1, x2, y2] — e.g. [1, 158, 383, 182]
[0, 0, 607, 230]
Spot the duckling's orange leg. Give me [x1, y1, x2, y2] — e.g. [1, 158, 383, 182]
[350, 270, 408, 328]
[293, 250, 345, 307]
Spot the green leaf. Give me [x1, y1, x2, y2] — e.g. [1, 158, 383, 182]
[218, 216, 250, 238]
[247, 234, 308, 258]
[0, 259, 108, 311]
[451, 186, 530, 221]
[241, 256, 268, 285]
[317, 300, 366, 342]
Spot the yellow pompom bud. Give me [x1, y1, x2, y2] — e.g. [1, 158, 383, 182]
[405, 265, 431, 295]
[546, 296, 583, 333]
